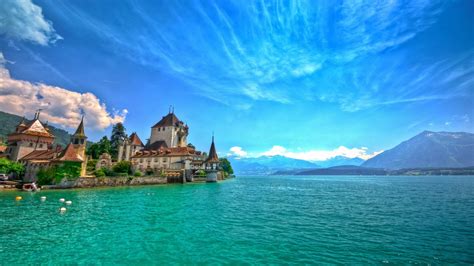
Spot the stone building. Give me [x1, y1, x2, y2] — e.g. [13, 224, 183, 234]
[118, 132, 144, 162]
[6, 112, 88, 182]
[116, 110, 221, 180]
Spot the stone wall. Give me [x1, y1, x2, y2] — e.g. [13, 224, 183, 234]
[54, 176, 168, 189]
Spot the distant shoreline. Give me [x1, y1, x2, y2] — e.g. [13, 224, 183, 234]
[270, 166, 474, 176]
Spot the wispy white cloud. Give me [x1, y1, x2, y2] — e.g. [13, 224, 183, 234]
[0, 0, 62, 45]
[227, 146, 248, 157]
[0, 53, 126, 130]
[259, 145, 383, 161]
[49, 0, 454, 110]
[228, 144, 383, 161]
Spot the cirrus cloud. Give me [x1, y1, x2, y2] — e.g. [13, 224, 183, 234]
[0, 0, 62, 45]
[0, 53, 126, 130]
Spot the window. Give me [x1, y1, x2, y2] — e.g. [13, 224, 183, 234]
[39, 144, 43, 148]
[29, 142, 33, 147]
[163, 158, 167, 162]
[140, 159, 143, 163]
[154, 158, 158, 162]
[163, 127, 165, 131]
[158, 128, 160, 131]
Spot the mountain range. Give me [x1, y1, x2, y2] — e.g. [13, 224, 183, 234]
[229, 130, 474, 175]
[362, 131, 474, 169]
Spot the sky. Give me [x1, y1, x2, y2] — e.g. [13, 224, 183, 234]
[0, 0, 473, 162]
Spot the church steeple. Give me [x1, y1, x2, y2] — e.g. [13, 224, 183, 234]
[205, 134, 219, 164]
[71, 116, 87, 145]
[73, 116, 85, 138]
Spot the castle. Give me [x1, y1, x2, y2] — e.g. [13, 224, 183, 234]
[4, 109, 222, 183]
[116, 110, 221, 182]
[5, 111, 87, 182]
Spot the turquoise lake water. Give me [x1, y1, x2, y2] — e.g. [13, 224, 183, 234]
[1, 175, 473, 264]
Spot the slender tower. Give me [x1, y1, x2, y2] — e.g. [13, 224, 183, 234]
[71, 116, 88, 176]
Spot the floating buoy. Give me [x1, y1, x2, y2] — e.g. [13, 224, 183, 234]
[40, 196, 46, 201]
[65, 201, 72, 205]
[59, 207, 67, 213]
[59, 198, 65, 202]
[15, 196, 22, 201]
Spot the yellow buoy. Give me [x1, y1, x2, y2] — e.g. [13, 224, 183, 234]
[65, 201, 72, 205]
[15, 196, 22, 201]
[59, 198, 65, 202]
[59, 207, 67, 213]
[40, 196, 46, 201]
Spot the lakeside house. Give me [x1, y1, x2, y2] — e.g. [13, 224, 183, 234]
[4, 111, 87, 182]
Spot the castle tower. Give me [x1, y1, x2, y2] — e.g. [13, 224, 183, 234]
[7, 111, 54, 161]
[205, 135, 220, 182]
[71, 116, 87, 176]
[149, 109, 188, 149]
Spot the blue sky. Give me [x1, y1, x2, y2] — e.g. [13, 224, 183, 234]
[0, 0, 473, 161]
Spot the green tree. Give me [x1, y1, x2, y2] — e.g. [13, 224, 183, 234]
[87, 136, 112, 159]
[0, 158, 25, 176]
[112, 161, 132, 175]
[97, 136, 112, 155]
[86, 142, 101, 159]
[110, 123, 127, 159]
[220, 158, 234, 176]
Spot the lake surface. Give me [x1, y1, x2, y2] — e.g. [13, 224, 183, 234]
[1, 175, 473, 264]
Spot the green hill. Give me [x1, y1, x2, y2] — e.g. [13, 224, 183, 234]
[0, 111, 72, 147]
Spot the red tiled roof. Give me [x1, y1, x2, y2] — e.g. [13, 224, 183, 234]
[55, 143, 83, 162]
[146, 140, 168, 150]
[0, 146, 6, 153]
[151, 113, 181, 128]
[129, 132, 144, 146]
[20, 150, 57, 161]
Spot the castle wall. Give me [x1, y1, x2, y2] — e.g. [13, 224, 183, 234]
[9, 140, 49, 161]
[150, 126, 175, 147]
[132, 155, 193, 172]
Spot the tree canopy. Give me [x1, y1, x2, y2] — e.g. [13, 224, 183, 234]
[110, 123, 127, 159]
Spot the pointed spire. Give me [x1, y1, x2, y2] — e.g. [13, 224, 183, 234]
[34, 109, 42, 120]
[73, 116, 86, 137]
[206, 134, 219, 163]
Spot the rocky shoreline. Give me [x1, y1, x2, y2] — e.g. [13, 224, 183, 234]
[0, 175, 234, 191]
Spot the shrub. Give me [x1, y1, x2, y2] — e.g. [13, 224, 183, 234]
[94, 168, 106, 177]
[55, 162, 81, 182]
[195, 170, 206, 177]
[116, 172, 128, 177]
[146, 169, 154, 176]
[113, 161, 132, 174]
[103, 167, 117, 177]
[134, 171, 142, 177]
[37, 168, 55, 186]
